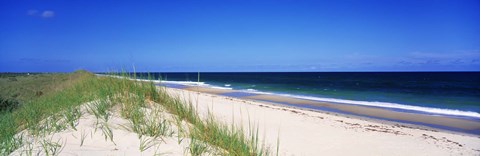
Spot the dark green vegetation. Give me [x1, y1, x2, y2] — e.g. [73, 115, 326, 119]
[0, 71, 275, 155]
[0, 71, 84, 103]
[0, 98, 19, 113]
[0, 71, 88, 112]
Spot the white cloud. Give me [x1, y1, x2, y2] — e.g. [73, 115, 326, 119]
[41, 10, 55, 18]
[27, 9, 54, 18]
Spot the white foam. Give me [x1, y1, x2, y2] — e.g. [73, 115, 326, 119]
[160, 80, 233, 90]
[210, 86, 233, 90]
[242, 89, 274, 95]
[270, 93, 480, 118]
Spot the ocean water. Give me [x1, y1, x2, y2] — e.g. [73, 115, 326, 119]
[132, 72, 480, 118]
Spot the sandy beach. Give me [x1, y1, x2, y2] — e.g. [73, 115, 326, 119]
[9, 84, 480, 155]
[182, 86, 480, 133]
[170, 87, 480, 155]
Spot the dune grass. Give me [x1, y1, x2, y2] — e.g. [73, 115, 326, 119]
[0, 71, 95, 154]
[0, 71, 276, 155]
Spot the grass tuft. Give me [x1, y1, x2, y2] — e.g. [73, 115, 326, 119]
[39, 137, 65, 156]
[187, 137, 209, 156]
[139, 136, 158, 152]
[63, 107, 81, 130]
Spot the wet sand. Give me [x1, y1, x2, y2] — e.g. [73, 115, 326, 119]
[247, 94, 480, 132]
[183, 86, 234, 94]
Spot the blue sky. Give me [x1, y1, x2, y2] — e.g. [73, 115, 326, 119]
[1, 0, 479, 72]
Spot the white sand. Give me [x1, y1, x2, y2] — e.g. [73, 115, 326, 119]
[10, 102, 202, 156]
[167, 87, 480, 156]
[10, 87, 480, 156]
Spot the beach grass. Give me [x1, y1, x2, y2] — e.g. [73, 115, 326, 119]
[0, 71, 95, 154]
[0, 70, 276, 155]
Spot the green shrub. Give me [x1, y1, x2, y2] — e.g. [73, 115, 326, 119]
[0, 97, 19, 112]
